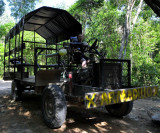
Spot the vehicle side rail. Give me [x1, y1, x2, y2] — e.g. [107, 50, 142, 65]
[35, 47, 56, 50]
[46, 53, 59, 58]
[23, 41, 60, 45]
[9, 64, 34, 67]
[4, 44, 25, 56]
[39, 64, 59, 68]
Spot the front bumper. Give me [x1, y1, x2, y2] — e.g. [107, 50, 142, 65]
[85, 86, 158, 109]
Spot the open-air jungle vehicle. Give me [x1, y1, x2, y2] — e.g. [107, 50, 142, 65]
[3, 6, 158, 128]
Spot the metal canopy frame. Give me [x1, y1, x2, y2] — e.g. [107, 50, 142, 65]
[4, 7, 82, 81]
[144, 0, 160, 17]
[5, 6, 82, 43]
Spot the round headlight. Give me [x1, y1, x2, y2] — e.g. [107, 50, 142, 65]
[59, 49, 67, 56]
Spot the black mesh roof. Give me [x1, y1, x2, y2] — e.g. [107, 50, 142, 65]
[144, 0, 160, 17]
[6, 6, 82, 43]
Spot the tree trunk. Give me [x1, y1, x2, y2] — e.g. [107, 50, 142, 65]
[130, 0, 143, 69]
[132, 0, 143, 29]
[119, 0, 143, 59]
[119, 0, 136, 59]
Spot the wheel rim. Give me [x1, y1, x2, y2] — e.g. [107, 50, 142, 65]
[44, 94, 55, 119]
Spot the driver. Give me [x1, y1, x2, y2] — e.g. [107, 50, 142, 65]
[70, 34, 90, 68]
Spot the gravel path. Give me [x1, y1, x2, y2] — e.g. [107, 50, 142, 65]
[0, 80, 160, 133]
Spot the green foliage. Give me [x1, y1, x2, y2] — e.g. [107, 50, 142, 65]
[23, 31, 46, 69]
[69, 0, 104, 34]
[0, 22, 15, 78]
[0, 0, 5, 16]
[132, 61, 159, 86]
[68, 0, 160, 89]
[130, 19, 160, 87]
[85, 3, 121, 58]
[0, 22, 15, 38]
[7, 0, 41, 21]
[69, 0, 104, 13]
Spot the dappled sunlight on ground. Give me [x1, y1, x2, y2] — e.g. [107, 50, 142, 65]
[0, 94, 160, 133]
[0, 80, 160, 133]
[52, 124, 67, 132]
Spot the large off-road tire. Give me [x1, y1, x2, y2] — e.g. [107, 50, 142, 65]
[11, 80, 22, 101]
[41, 85, 67, 129]
[105, 101, 133, 117]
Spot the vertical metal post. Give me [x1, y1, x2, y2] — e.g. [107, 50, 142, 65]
[34, 31, 37, 76]
[34, 48, 37, 76]
[18, 32, 20, 58]
[56, 42, 58, 66]
[56, 37, 59, 67]
[14, 35, 17, 74]
[100, 59, 103, 87]
[4, 38, 6, 77]
[8, 38, 10, 72]
[46, 40, 48, 70]
[21, 22, 24, 79]
[128, 60, 131, 87]
[34, 31, 35, 50]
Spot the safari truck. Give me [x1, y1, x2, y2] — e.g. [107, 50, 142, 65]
[3, 6, 158, 128]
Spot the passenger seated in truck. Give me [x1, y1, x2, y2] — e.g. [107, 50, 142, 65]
[70, 34, 90, 68]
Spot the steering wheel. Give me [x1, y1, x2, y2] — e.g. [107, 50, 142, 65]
[88, 39, 103, 58]
[89, 39, 98, 52]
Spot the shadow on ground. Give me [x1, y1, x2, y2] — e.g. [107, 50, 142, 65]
[0, 84, 160, 133]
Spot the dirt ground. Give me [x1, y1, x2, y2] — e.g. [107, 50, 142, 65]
[0, 80, 160, 133]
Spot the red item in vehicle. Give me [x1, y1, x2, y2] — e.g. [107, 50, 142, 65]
[69, 73, 72, 79]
